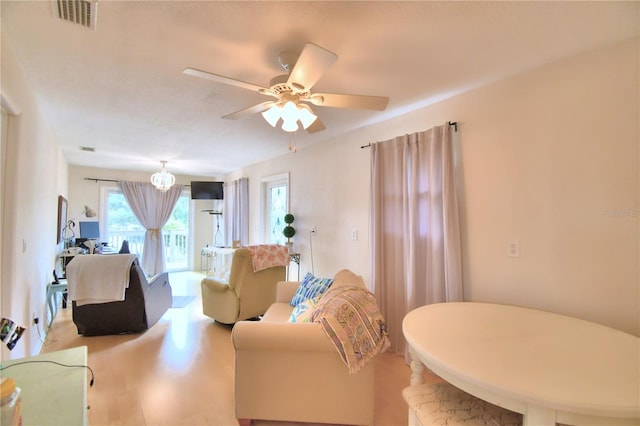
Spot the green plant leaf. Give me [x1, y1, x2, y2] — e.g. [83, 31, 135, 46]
[283, 225, 296, 238]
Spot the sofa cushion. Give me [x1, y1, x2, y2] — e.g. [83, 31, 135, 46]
[288, 296, 321, 323]
[289, 272, 333, 307]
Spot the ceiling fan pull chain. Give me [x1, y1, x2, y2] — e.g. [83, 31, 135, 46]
[288, 132, 298, 153]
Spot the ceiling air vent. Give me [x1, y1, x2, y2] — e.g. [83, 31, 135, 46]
[79, 146, 95, 152]
[55, 0, 98, 31]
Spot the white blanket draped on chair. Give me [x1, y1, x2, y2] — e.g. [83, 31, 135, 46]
[67, 254, 137, 306]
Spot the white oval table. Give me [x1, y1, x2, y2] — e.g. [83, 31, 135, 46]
[402, 302, 640, 426]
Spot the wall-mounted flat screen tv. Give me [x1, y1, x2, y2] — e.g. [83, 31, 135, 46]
[191, 181, 224, 200]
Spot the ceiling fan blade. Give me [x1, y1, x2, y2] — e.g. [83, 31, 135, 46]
[309, 93, 389, 111]
[306, 117, 326, 134]
[287, 43, 338, 93]
[222, 101, 276, 120]
[183, 67, 268, 93]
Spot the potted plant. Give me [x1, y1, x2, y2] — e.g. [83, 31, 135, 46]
[283, 213, 295, 249]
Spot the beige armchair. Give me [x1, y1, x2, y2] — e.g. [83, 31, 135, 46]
[201, 247, 286, 324]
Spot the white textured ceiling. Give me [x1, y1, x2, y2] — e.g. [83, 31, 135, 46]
[1, 1, 638, 177]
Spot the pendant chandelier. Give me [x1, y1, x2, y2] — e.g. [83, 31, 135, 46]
[261, 99, 318, 133]
[150, 160, 175, 192]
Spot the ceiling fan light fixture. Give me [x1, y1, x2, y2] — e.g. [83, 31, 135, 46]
[186, 42, 389, 137]
[297, 104, 318, 129]
[150, 160, 175, 192]
[261, 105, 281, 127]
[281, 101, 299, 121]
[291, 82, 305, 91]
[281, 117, 299, 132]
[308, 94, 325, 106]
[279, 101, 301, 132]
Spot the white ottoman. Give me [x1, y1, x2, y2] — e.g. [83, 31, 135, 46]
[402, 382, 522, 426]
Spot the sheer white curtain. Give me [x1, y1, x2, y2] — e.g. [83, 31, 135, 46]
[119, 181, 184, 275]
[370, 123, 463, 355]
[224, 177, 249, 246]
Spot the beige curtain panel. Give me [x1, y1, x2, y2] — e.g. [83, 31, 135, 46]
[119, 181, 184, 275]
[370, 123, 463, 355]
[224, 177, 250, 247]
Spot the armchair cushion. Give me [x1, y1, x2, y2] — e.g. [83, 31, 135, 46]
[289, 272, 333, 307]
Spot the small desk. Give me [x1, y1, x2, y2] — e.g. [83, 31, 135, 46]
[59, 253, 76, 276]
[1, 346, 89, 425]
[46, 280, 68, 327]
[402, 302, 640, 426]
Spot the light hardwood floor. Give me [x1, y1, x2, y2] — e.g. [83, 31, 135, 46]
[42, 271, 440, 426]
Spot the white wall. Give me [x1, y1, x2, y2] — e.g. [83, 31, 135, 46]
[230, 38, 639, 336]
[67, 165, 218, 272]
[1, 23, 69, 359]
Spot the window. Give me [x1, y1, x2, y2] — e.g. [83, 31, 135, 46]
[163, 194, 190, 270]
[262, 173, 289, 244]
[101, 186, 192, 271]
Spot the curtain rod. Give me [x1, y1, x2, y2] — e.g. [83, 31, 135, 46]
[360, 121, 458, 149]
[85, 177, 118, 183]
[84, 177, 191, 187]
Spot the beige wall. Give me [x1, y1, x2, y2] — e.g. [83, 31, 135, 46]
[452, 38, 638, 336]
[230, 38, 639, 336]
[67, 165, 218, 272]
[1, 24, 68, 359]
[1, 23, 637, 367]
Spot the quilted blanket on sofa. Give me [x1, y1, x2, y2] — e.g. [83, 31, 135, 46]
[311, 286, 390, 373]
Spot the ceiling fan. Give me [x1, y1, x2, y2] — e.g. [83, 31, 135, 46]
[183, 42, 389, 134]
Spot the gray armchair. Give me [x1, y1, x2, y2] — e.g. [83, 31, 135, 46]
[69, 255, 172, 336]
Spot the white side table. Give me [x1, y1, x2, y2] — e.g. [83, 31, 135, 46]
[288, 253, 301, 280]
[201, 246, 236, 276]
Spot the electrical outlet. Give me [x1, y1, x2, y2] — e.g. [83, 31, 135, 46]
[32, 313, 39, 325]
[351, 228, 358, 241]
[311, 225, 317, 234]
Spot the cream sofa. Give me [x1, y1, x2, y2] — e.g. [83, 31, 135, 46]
[232, 270, 377, 426]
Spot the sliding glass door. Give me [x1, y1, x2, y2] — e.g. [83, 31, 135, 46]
[101, 187, 191, 271]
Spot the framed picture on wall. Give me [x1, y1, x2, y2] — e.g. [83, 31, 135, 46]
[57, 195, 67, 244]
